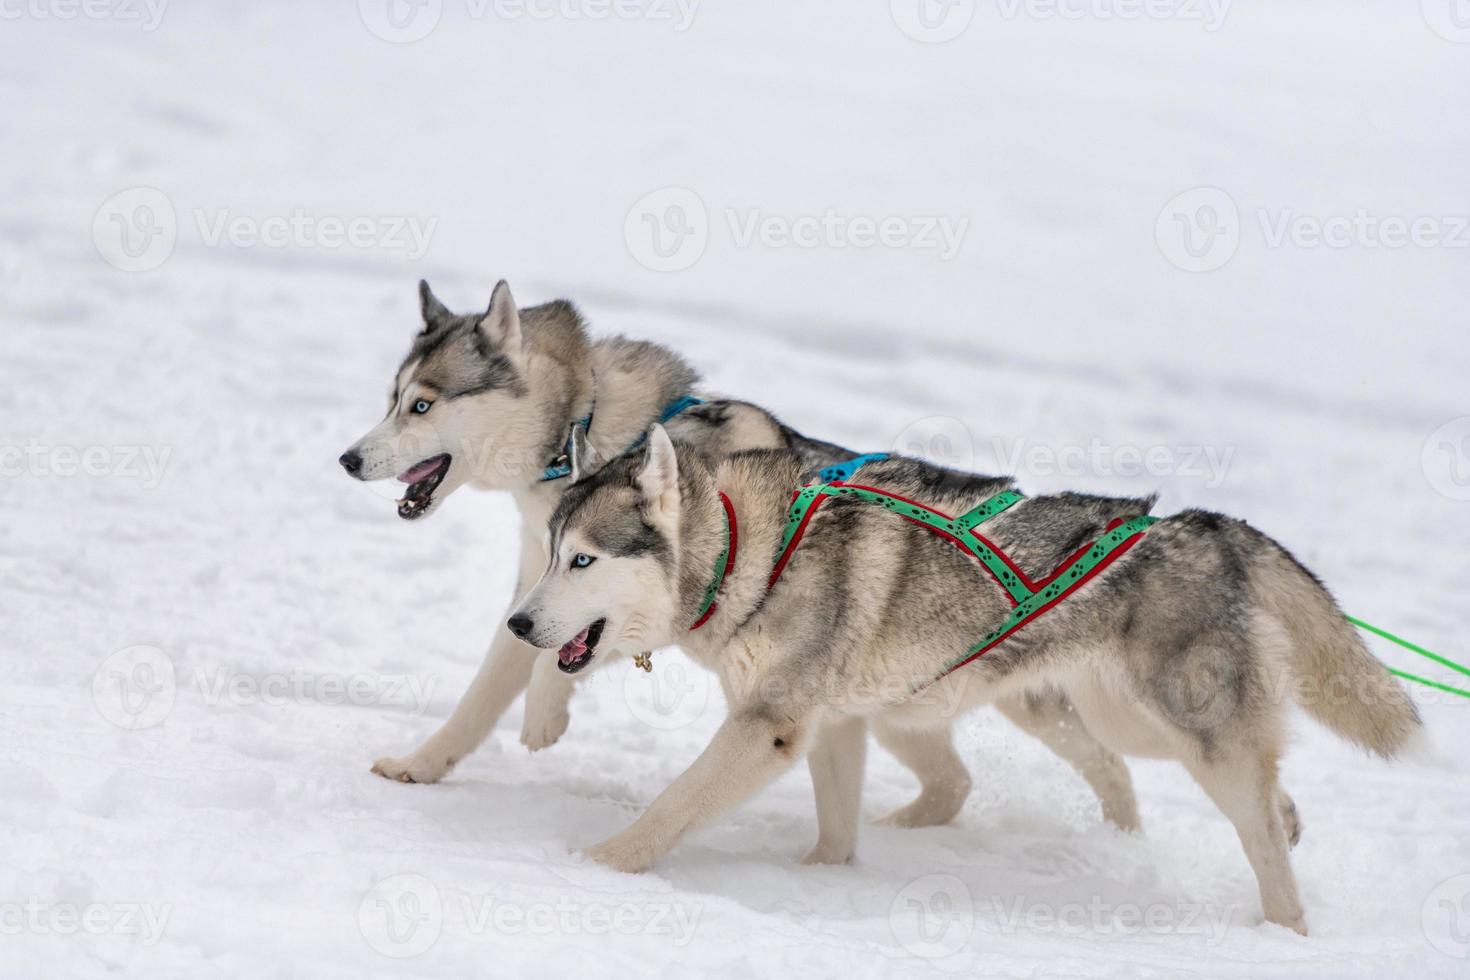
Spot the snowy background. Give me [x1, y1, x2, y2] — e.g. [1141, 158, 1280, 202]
[3, 1, 1469, 976]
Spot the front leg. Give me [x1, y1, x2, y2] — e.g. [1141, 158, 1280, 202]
[520, 648, 576, 751]
[371, 622, 536, 783]
[586, 706, 812, 873]
[372, 518, 548, 784]
[802, 716, 867, 864]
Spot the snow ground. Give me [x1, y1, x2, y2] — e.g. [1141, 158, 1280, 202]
[2, 1, 1468, 976]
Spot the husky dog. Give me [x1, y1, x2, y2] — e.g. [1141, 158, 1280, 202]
[339, 279, 854, 780]
[512, 427, 1422, 934]
[339, 280, 1143, 833]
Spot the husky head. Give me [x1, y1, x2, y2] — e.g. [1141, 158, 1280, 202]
[339, 279, 587, 520]
[509, 425, 689, 674]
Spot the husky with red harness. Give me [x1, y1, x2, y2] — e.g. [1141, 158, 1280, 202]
[511, 426, 1423, 935]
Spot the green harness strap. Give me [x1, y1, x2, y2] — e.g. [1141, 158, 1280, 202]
[938, 513, 1157, 684]
[765, 475, 1470, 699]
[779, 484, 1032, 602]
[772, 480, 1157, 687]
[688, 492, 736, 631]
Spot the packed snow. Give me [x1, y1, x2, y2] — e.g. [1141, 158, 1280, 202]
[2, 1, 1468, 976]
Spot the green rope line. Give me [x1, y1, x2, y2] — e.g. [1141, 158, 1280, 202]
[1348, 615, 1470, 680]
[1387, 668, 1470, 700]
[1348, 615, 1470, 700]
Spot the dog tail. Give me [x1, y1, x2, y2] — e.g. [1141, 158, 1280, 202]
[1252, 541, 1422, 759]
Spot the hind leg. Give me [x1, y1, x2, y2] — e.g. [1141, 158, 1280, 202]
[871, 720, 972, 828]
[995, 691, 1141, 832]
[803, 716, 867, 864]
[1183, 750, 1306, 934]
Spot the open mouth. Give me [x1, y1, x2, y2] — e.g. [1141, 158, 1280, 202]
[395, 453, 452, 520]
[557, 619, 606, 674]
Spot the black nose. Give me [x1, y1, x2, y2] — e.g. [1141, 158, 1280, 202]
[507, 613, 534, 639]
[338, 450, 363, 476]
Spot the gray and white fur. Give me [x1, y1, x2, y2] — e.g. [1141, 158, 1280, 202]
[514, 427, 1423, 935]
[339, 281, 1138, 830]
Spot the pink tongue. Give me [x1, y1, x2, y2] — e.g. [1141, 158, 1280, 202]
[558, 625, 592, 665]
[397, 457, 442, 484]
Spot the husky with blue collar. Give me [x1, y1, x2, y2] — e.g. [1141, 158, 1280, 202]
[337, 280, 1144, 836]
[338, 279, 855, 781]
[512, 426, 1423, 935]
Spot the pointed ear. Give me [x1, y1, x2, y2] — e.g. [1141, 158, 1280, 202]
[638, 424, 680, 518]
[418, 279, 451, 331]
[569, 425, 603, 483]
[478, 279, 523, 351]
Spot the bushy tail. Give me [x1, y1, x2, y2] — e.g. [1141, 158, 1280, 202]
[1252, 545, 1422, 759]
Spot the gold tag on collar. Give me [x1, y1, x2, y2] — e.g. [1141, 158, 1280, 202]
[632, 651, 653, 673]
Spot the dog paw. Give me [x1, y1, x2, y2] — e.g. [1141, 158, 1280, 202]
[1102, 803, 1143, 835]
[519, 706, 570, 752]
[584, 835, 656, 874]
[800, 843, 855, 866]
[370, 754, 449, 784]
[1265, 912, 1308, 936]
[874, 796, 962, 829]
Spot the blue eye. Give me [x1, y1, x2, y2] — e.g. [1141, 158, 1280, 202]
[411, 399, 432, 415]
[571, 554, 595, 569]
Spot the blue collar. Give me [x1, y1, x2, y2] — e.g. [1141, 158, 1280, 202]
[539, 394, 705, 482]
[816, 453, 891, 484]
